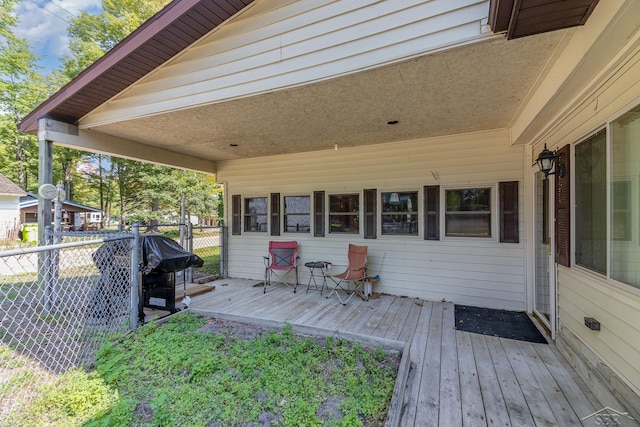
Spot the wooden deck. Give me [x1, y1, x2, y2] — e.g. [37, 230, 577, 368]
[180, 278, 636, 427]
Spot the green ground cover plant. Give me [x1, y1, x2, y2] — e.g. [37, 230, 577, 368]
[7, 312, 399, 426]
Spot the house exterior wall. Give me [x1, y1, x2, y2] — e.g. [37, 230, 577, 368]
[523, 9, 640, 413]
[83, 0, 493, 127]
[0, 196, 21, 241]
[0, 196, 21, 224]
[217, 128, 527, 310]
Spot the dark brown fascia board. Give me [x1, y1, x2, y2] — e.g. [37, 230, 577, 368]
[488, 0, 516, 33]
[19, 0, 252, 134]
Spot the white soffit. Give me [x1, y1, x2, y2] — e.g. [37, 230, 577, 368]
[90, 30, 566, 161]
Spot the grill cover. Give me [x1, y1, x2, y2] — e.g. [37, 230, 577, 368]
[141, 235, 203, 272]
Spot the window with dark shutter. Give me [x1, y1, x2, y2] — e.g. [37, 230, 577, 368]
[313, 191, 325, 237]
[270, 193, 280, 236]
[424, 185, 439, 240]
[555, 144, 571, 267]
[499, 181, 519, 243]
[231, 195, 241, 235]
[363, 189, 377, 239]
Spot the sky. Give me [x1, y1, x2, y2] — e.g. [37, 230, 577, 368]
[12, 0, 102, 73]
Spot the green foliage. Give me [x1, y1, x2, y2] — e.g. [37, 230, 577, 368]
[79, 313, 397, 426]
[0, 0, 50, 190]
[62, 0, 170, 78]
[1, 0, 223, 226]
[8, 369, 118, 426]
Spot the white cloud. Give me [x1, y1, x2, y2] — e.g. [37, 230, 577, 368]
[13, 0, 101, 71]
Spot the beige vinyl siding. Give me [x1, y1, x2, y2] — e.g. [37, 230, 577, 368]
[219, 129, 526, 310]
[525, 22, 640, 399]
[82, 0, 492, 127]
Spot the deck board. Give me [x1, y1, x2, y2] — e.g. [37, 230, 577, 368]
[180, 278, 635, 426]
[456, 331, 488, 426]
[439, 303, 462, 426]
[500, 339, 558, 427]
[400, 300, 433, 427]
[416, 302, 443, 424]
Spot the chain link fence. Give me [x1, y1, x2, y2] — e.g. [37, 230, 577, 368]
[189, 224, 224, 279]
[0, 222, 224, 421]
[0, 233, 137, 421]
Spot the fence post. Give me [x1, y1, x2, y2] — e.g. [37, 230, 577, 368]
[186, 222, 193, 284]
[42, 225, 53, 313]
[221, 226, 227, 278]
[130, 224, 140, 330]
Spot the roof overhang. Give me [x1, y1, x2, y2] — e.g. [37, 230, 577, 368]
[18, 0, 619, 172]
[19, 0, 254, 135]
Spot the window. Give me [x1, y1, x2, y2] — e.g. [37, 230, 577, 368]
[612, 181, 631, 241]
[445, 188, 491, 237]
[381, 191, 418, 235]
[244, 197, 267, 232]
[611, 104, 640, 288]
[284, 196, 310, 233]
[575, 130, 606, 274]
[329, 194, 359, 233]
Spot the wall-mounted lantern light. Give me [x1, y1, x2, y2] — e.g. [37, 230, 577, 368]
[535, 144, 564, 179]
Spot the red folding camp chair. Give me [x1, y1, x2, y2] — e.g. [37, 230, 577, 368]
[263, 241, 299, 293]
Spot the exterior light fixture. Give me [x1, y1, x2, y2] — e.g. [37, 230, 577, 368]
[535, 144, 564, 179]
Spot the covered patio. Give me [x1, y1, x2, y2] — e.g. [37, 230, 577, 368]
[185, 280, 632, 426]
[18, 0, 640, 421]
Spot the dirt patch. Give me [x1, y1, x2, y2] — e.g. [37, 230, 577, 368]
[197, 317, 278, 341]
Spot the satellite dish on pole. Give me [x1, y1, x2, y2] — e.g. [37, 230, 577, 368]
[38, 184, 58, 200]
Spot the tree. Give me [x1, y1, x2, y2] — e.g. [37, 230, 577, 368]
[62, 0, 170, 78]
[0, 0, 53, 191]
[58, 0, 174, 223]
[173, 171, 221, 226]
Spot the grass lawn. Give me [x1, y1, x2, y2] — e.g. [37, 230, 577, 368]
[193, 246, 220, 276]
[10, 313, 400, 426]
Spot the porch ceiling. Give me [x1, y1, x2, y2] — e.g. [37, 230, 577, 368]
[89, 30, 568, 162]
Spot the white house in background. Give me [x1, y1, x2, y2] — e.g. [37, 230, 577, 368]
[18, 0, 640, 419]
[0, 174, 26, 241]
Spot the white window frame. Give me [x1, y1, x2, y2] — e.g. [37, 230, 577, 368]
[441, 184, 497, 241]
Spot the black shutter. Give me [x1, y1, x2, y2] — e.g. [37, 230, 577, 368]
[363, 189, 377, 239]
[313, 191, 325, 237]
[555, 144, 571, 267]
[270, 193, 280, 236]
[424, 185, 440, 240]
[231, 195, 241, 235]
[499, 181, 519, 243]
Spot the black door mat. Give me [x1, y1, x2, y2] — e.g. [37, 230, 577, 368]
[454, 305, 548, 344]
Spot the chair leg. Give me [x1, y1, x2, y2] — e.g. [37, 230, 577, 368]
[264, 269, 268, 294]
[326, 279, 347, 304]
